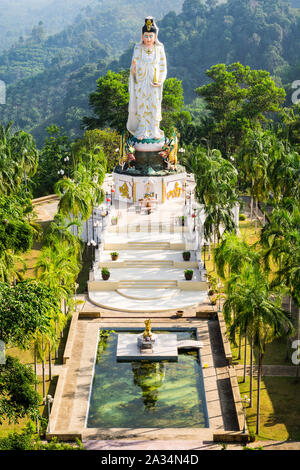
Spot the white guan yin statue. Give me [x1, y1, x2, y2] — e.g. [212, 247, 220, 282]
[127, 17, 167, 151]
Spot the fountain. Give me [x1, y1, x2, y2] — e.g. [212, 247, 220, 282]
[117, 319, 178, 362]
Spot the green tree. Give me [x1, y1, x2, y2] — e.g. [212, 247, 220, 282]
[33, 125, 72, 197]
[73, 128, 118, 173]
[196, 63, 286, 155]
[0, 356, 40, 424]
[224, 264, 294, 434]
[0, 121, 39, 195]
[0, 280, 61, 350]
[82, 69, 130, 133]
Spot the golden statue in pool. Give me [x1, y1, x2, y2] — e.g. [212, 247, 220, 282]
[143, 319, 152, 339]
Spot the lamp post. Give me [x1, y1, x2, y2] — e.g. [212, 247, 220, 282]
[192, 207, 197, 232]
[203, 243, 206, 270]
[64, 155, 70, 177]
[47, 394, 54, 433]
[90, 239, 96, 264]
[111, 187, 115, 206]
[242, 395, 250, 434]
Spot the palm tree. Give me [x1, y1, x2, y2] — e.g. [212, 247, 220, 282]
[55, 177, 91, 236]
[0, 250, 27, 286]
[192, 146, 238, 208]
[261, 203, 300, 322]
[43, 213, 83, 256]
[224, 265, 294, 433]
[214, 231, 260, 283]
[0, 121, 39, 195]
[236, 129, 273, 229]
[214, 232, 260, 359]
[268, 144, 300, 205]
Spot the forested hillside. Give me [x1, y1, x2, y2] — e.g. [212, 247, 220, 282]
[0, 0, 184, 85]
[0, 0, 91, 53]
[0, 0, 299, 146]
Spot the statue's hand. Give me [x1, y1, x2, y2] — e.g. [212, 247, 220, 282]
[131, 60, 137, 75]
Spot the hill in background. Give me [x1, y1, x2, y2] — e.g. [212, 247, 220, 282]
[0, 0, 299, 147]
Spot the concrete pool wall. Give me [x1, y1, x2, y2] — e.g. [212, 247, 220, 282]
[46, 314, 244, 442]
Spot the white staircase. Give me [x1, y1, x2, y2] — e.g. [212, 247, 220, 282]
[89, 205, 207, 312]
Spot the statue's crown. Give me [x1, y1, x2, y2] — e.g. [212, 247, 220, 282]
[143, 17, 157, 33]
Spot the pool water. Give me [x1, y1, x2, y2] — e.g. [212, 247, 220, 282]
[86, 329, 208, 428]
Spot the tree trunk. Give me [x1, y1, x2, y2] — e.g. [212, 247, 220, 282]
[250, 179, 254, 220]
[297, 307, 300, 378]
[55, 321, 58, 360]
[42, 358, 46, 403]
[48, 343, 52, 381]
[250, 342, 253, 407]
[286, 297, 292, 360]
[34, 344, 38, 393]
[243, 333, 247, 383]
[238, 332, 242, 360]
[213, 227, 217, 271]
[86, 220, 89, 244]
[42, 337, 46, 403]
[256, 352, 264, 436]
[255, 200, 258, 233]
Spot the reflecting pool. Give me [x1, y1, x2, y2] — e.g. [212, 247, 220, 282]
[86, 328, 209, 428]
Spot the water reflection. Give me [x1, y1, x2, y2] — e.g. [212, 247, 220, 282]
[132, 361, 166, 410]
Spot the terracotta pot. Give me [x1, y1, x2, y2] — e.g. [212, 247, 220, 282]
[102, 272, 110, 281]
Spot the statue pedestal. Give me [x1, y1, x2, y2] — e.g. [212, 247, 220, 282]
[116, 333, 178, 361]
[113, 171, 187, 204]
[137, 333, 157, 353]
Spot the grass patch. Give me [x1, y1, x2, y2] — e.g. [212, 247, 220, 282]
[239, 376, 300, 441]
[230, 335, 294, 367]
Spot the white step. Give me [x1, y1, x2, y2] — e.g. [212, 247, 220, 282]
[123, 260, 173, 267]
[116, 288, 180, 300]
[119, 280, 178, 289]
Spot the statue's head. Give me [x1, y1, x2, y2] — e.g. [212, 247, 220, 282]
[142, 17, 157, 47]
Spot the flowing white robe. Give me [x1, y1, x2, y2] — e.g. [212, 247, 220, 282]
[127, 43, 167, 140]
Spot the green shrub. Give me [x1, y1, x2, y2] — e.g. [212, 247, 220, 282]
[0, 423, 84, 450]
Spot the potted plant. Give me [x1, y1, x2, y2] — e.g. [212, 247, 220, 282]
[110, 252, 119, 261]
[180, 215, 185, 226]
[111, 216, 118, 225]
[182, 251, 191, 261]
[184, 269, 193, 280]
[101, 267, 110, 280]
